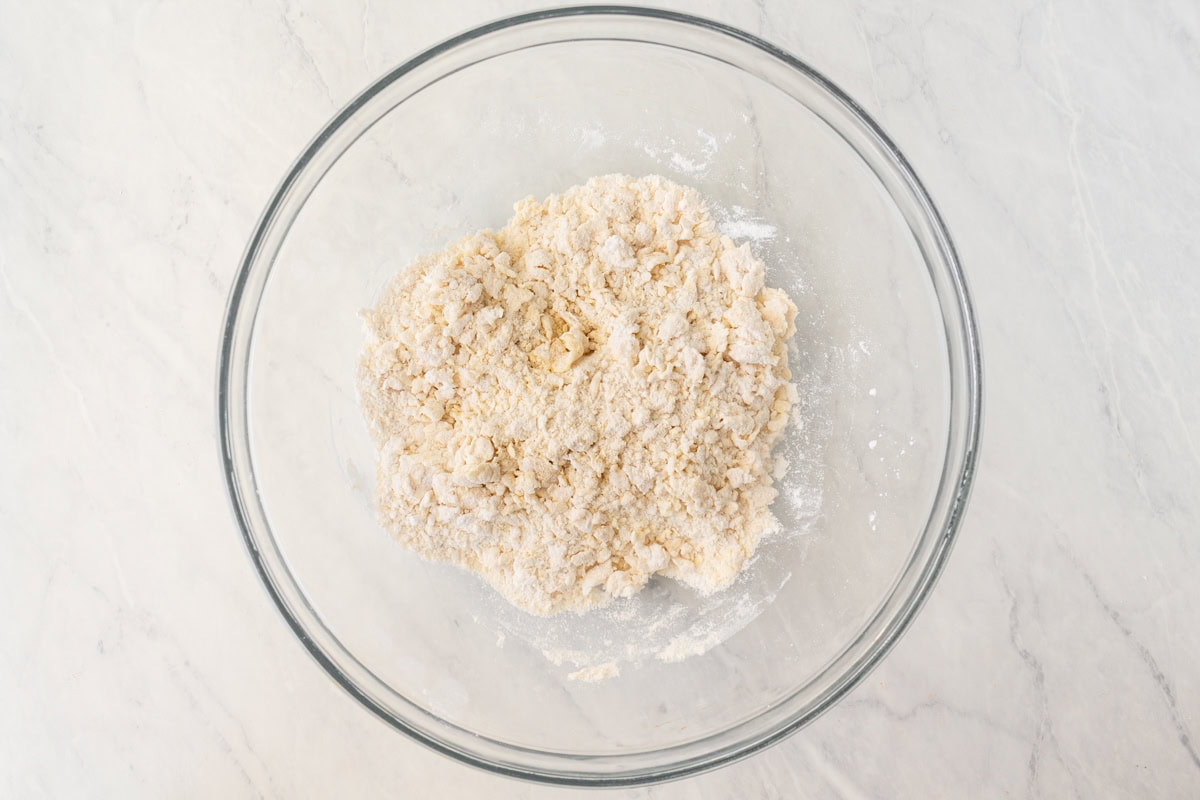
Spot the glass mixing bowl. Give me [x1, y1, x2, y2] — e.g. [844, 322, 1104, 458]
[218, 6, 981, 786]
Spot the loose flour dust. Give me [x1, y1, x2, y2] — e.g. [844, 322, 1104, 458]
[358, 175, 798, 616]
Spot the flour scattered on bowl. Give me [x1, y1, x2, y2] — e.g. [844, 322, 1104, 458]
[715, 204, 778, 242]
[567, 662, 620, 683]
[358, 175, 798, 616]
[639, 129, 724, 177]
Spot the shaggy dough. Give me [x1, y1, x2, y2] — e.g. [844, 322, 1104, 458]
[358, 175, 797, 615]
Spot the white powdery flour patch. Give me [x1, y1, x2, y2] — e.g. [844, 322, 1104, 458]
[640, 128, 725, 177]
[715, 204, 778, 243]
[567, 662, 620, 683]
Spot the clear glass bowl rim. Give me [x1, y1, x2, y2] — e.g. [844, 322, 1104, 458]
[217, 5, 983, 787]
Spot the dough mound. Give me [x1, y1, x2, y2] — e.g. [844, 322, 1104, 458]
[358, 175, 797, 615]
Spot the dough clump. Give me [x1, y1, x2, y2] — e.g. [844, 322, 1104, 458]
[358, 175, 797, 615]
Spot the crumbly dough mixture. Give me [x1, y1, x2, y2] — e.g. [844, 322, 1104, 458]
[358, 175, 797, 615]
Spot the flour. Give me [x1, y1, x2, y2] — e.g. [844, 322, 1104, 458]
[567, 662, 620, 683]
[639, 129, 723, 177]
[358, 175, 798, 616]
[715, 204, 778, 243]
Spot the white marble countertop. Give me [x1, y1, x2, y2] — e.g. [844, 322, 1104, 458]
[3, 0, 1199, 796]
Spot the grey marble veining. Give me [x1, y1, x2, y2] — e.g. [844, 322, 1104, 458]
[2, 0, 1198, 797]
